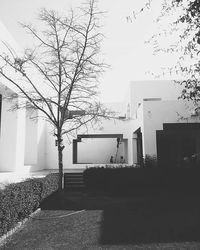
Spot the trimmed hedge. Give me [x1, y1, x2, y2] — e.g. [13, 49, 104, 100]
[0, 173, 59, 237]
[83, 166, 200, 194]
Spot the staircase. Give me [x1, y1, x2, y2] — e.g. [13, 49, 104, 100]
[64, 172, 85, 191]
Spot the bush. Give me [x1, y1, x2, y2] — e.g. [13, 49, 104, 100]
[33, 173, 59, 200]
[0, 173, 59, 237]
[83, 166, 200, 194]
[144, 155, 158, 168]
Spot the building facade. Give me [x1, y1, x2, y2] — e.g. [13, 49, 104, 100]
[0, 22, 200, 175]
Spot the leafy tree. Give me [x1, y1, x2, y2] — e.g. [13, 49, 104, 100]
[157, 0, 200, 102]
[0, 0, 110, 190]
[129, 0, 200, 104]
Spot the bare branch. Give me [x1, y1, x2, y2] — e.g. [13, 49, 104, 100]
[0, 0, 111, 189]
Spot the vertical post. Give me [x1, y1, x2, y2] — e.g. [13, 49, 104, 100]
[73, 140, 78, 164]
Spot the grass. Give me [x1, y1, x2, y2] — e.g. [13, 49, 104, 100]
[1, 189, 200, 249]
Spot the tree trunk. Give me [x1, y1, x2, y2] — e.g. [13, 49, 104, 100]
[57, 134, 64, 190]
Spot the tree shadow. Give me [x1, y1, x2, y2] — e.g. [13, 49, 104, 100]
[100, 191, 200, 245]
[40, 189, 126, 210]
[40, 189, 200, 245]
[40, 190, 86, 210]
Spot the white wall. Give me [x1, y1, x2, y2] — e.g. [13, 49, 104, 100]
[0, 21, 23, 95]
[0, 98, 18, 171]
[0, 22, 29, 172]
[36, 116, 46, 170]
[45, 123, 75, 169]
[24, 110, 47, 171]
[24, 81, 197, 170]
[74, 117, 131, 166]
[0, 96, 26, 172]
[0, 22, 20, 53]
[15, 99, 26, 172]
[130, 80, 182, 116]
[78, 138, 125, 164]
[44, 116, 131, 169]
[24, 110, 38, 165]
[19, 81, 196, 170]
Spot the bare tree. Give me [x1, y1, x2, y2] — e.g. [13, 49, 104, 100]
[0, 0, 111, 190]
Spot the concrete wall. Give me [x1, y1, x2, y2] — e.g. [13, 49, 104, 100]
[36, 116, 46, 170]
[129, 80, 182, 116]
[15, 99, 26, 172]
[78, 138, 125, 164]
[24, 110, 46, 171]
[0, 21, 23, 94]
[24, 110, 38, 166]
[44, 116, 131, 169]
[0, 22, 28, 173]
[45, 122, 74, 169]
[0, 21, 48, 172]
[0, 22, 20, 53]
[22, 81, 200, 170]
[0, 96, 26, 172]
[125, 81, 195, 164]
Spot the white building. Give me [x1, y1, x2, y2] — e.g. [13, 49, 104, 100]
[0, 22, 200, 180]
[1, 79, 200, 175]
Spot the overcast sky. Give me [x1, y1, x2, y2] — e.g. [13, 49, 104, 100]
[0, 0, 175, 102]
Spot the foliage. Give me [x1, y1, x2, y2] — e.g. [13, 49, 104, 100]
[144, 154, 157, 167]
[149, 0, 200, 103]
[37, 173, 59, 199]
[129, 0, 200, 104]
[83, 166, 200, 194]
[0, 173, 58, 237]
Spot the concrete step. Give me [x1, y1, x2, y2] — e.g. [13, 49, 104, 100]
[64, 172, 85, 190]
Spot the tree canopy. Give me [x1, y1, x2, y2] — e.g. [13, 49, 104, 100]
[130, 0, 200, 102]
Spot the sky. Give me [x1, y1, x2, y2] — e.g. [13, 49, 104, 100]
[0, 0, 175, 102]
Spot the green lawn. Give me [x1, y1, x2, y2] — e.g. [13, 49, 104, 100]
[1, 190, 200, 250]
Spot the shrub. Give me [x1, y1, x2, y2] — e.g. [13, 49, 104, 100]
[83, 166, 200, 194]
[144, 154, 158, 168]
[33, 173, 59, 200]
[0, 173, 59, 237]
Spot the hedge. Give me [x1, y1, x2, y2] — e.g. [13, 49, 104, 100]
[83, 166, 200, 194]
[0, 173, 59, 237]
